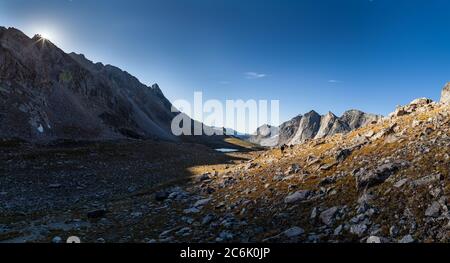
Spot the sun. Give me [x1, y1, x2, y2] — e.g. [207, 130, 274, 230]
[39, 30, 52, 40]
[30, 25, 62, 43]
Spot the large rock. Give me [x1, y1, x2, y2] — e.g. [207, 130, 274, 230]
[366, 236, 382, 243]
[441, 82, 450, 104]
[425, 201, 441, 217]
[283, 227, 305, 238]
[389, 98, 433, 117]
[284, 190, 311, 204]
[350, 223, 367, 236]
[355, 162, 403, 190]
[193, 198, 211, 208]
[398, 234, 414, 243]
[319, 206, 339, 226]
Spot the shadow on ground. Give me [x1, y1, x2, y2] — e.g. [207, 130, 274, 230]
[0, 137, 257, 229]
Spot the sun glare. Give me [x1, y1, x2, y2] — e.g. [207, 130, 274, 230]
[39, 31, 52, 40]
[29, 25, 62, 44]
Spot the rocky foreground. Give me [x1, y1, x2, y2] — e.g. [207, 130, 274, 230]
[135, 98, 449, 243]
[1, 92, 449, 243]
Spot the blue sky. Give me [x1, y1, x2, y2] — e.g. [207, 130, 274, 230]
[1, 0, 450, 129]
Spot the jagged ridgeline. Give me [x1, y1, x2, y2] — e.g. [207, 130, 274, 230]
[249, 82, 450, 147]
[0, 27, 223, 143]
[248, 110, 381, 147]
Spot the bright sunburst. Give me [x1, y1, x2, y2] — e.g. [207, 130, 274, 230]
[38, 30, 52, 40]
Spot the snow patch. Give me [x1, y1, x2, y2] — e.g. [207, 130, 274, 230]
[37, 124, 44, 133]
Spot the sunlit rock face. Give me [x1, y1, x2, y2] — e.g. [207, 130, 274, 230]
[315, 112, 349, 139]
[441, 82, 450, 104]
[0, 27, 190, 142]
[340, 109, 381, 130]
[288, 110, 380, 145]
[289, 110, 322, 144]
[278, 115, 303, 146]
[248, 109, 381, 147]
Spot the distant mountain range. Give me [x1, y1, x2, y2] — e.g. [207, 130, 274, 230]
[0, 27, 224, 143]
[247, 109, 382, 146]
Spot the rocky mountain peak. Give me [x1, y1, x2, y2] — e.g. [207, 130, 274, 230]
[288, 110, 322, 144]
[151, 83, 164, 97]
[0, 27, 194, 142]
[32, 34, 43, 40]
[1, 27, 24, 37]
[305, 110, 320, 117]
[1, 27, 33, 49]
[30, 34, 60, 50]
[315, 111, 349, 140]
[255, 124, 274, 136]
[276, 115, 303, 146]
[151, 83, 161, 90]
[324, 111, 338, 119]
[341, 109, 381, 130]
[248, 109, 381, 147]
[441, 82, 450, 104]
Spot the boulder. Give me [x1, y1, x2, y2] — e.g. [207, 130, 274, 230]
[334, 225, 343, 236]
[355, 162, 402, 190]
[350, 223, 367, 236]
[283, 227, 305, 238]
[425, 201, 441, 217]
[389, 98, 433, 117]
[366, 236, 382, 243]
[335, 148, 352, 163]
[284, 190, 311, 204]
[194, 198, 211, 207]
[393, 178, 408, 188]
[319, 206, 339, 226]
[398, 234, 414, 243]
[410, 97, 433, 106]
[412, 174, 443, 187]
